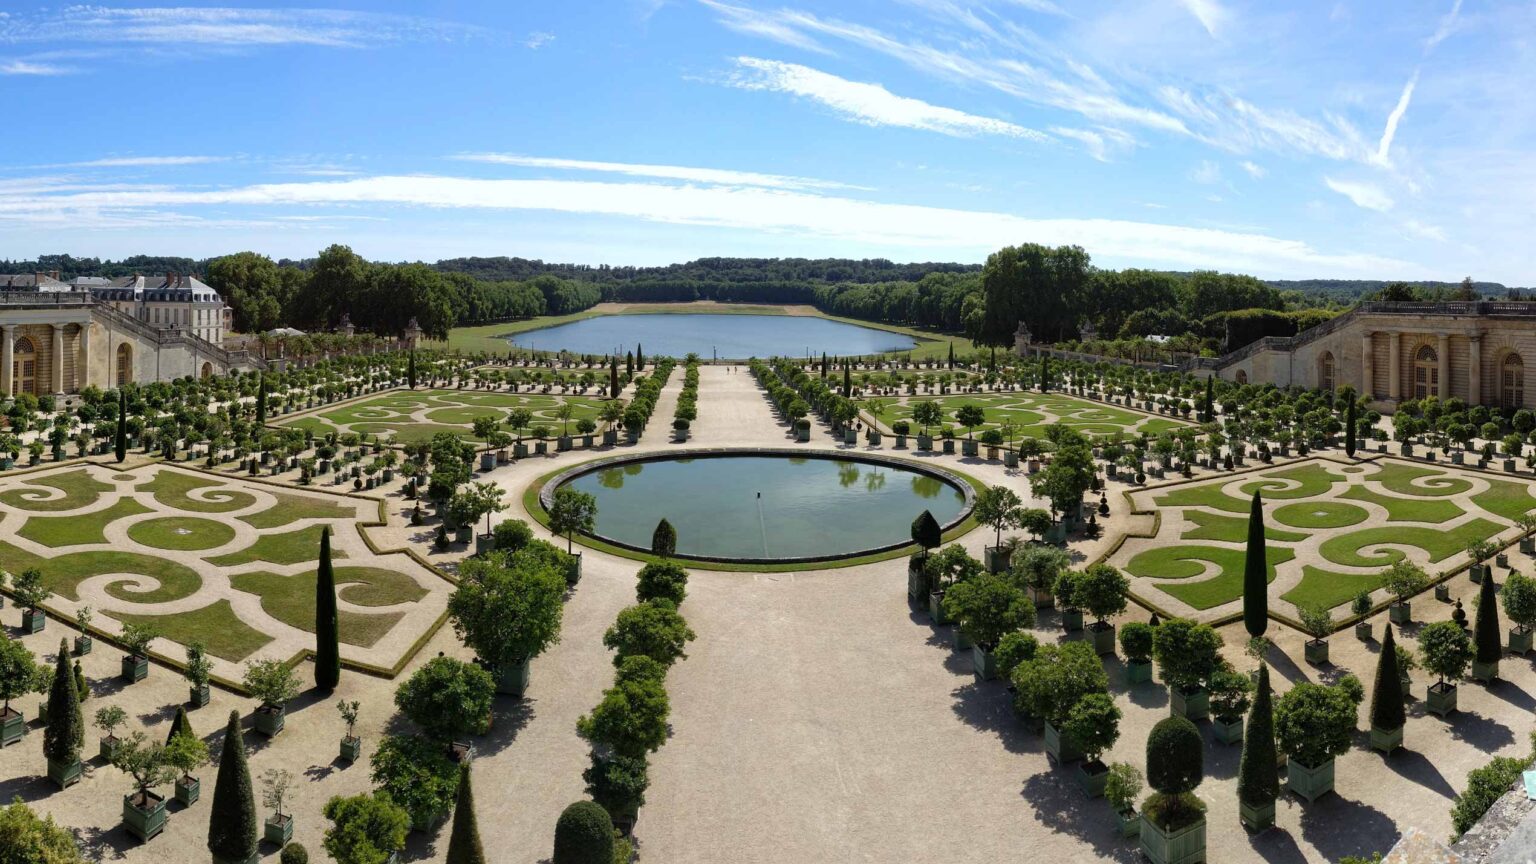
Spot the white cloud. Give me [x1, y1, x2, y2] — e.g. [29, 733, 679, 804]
[448, 153, 864, 191]
[697, 0, 829, 53]
[1324, 177, 1394, 212]
[0, 7, 482, 50]
[1, 60, 70, 75]
[1049, 127, 1136, 162]
[1189, 160, 1222, 184]
[1375, 69, 1418, 166]
[1402, 219, 1446, 241]
[725, 57, 1049, 141]
[1239, 160, 1266, 179]
[525, 31, 555, 49]
[1178, 0, 1229, 38]
[59, 155, 230, 168]
[1426, 0, 1464, 51]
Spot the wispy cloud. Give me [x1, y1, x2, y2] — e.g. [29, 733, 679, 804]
[57, 156, 231, 168]
[449, 153, 864, 191]
[525, 31, 555, 49]
[0, 60, 71, 75]
[1239, 161, 1266, 179]
[1177, 0, 1229, 38]
[0, 7, 483, 51]
[1048, 127, 1136, 162]
[724, 57, 1049, 141]
[1426, 0, 1465, 51]
[697, 0, 829, 53]
[1324, 177, 1394, 212]
[1402, 219, 1446, 242]
[1189, 160, 1222, 185]
[1374, 69, 1418, 167]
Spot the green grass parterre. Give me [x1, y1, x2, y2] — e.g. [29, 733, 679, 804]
[279, 387, 610, 444]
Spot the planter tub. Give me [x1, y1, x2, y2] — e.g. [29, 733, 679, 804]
[1510, 627, 1533, 655]
[1304, 639, 1329, 665]
[189, 684, 210, 708]
[952, 627, 973, 651]
[1427, 682, 1457, 716]
[1472, 658, 1499, 683]
[265, 814, 294, 846]
[47, 756, 82, 789]
[794, 427, 810, 442]
[1060, 609, 1084, 633]
[455, 525, 473, 544]
[175, 775, 199, 806]
[1170, 687, 1210, 721]
[1140, 814, 1205, 864]
[917, 434, 933, 451]
[1004, 450, 1019, 468]
[99, 735, 121, 762]
[1075, 760, 1109, 798]
[1239, 799, 1275, 832]
[1389, 602, 1411, 625]
[603, 430, 618, 446]
[496, 658, 532, 697]
[566, 552, 583, 586]
[123, 792, 168, 843]
[122, 655, 149, 683]
[22, 608, 44, 634]
[1043, 720, 1083, 764]
[1286, 757, 1335, 803]
[1091, 622, 1116, 656]
[1029, 587, 1054, 609]
[626, 431, 640, 445]
[475, 534, 495, 557]
[514, 443, 529, 459]
[984, 546, 1009, 574]
[581, 435, 594, 448]
[479, 452, 495, 472]
[942, 440, 955, 454]
[1370, 724, 1403, 755]
[558, 436, 573, 452]
[74, 635, 92, 656]
[928, 592, 950, 625]
[1470, 565, 1484, 584]
[1523, 537, 1535, 555]
[962, 440, 979, 457]
[1434, 584, 1451, 602]
[1214, 716, 1244, 745]
[1355, 622, 1372, 642]
[868, 431, 883, 446]
[340, 736, 362, 762]
[534, 441, 549, 455]
[972, 644, 999, 680]
[1116, 808, 1142, 839]
[254, 703, 286, 738]
[893, 434, 907, 449]
[907, 558, 928, 603]
[1126, 659, 1153, 684]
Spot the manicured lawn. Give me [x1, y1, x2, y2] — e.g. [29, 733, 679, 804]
[0, 541, 203, 603]
[1238, 463, 1343, 500]
[1271, 501, 1369, 530]
[0, 469, 114, 512]
[1338, 485, 1464, 523]
[207, 525, 345, 567]
[1280, 566, 1388, 615]
[1180, 510, 1308, 543]
[880, 391, 1184, 440]
[231, 566, 425, 647]
[106, 600, 273, 663]
[18, 498, 151, 547]
[1472, 479, 1536, 521]
[239, 491, 358, 529]
[128, 516, 238, 551]
[139, 471, 256, 513]
[1155, 483, 1250, 514]
[282, 388, 607, 443]
[1318, 518, 1503, 567]
[1371, 462, 1472, 497]
[1126, 544, 1294, 610]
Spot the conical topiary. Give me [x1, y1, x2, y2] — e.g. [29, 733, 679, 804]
[1370, 625, 1405, 731]
[43, 640, 83, 765]
[208, 710, 258, 862]
[651, 519, 676, 559]
[1202, 377, 1214, 424]
[115, 389, 128, 463]
[1236, 664, 1279, 810]
[446, 762, 486, 864]
[1345, 398, 1358, 457]
[166, 705, 195, 746]
[552, 800, 613, 864]
[315, 527, 340, 691]
[256, 374, 267, 428]
[1475, 569, 1502, 668]
[408, 350, 417, 389]
[73, 660, 87, 704]
[1243, 492, 1268, 640]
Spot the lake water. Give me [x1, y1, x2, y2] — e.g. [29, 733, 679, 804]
[508, 313, 919, 359]
[562, 455, 968, 561]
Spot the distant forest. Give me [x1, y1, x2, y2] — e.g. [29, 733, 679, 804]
[2, 250, 1527, 356]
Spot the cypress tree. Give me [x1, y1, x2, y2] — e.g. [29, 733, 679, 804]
[1370, 625, 1405, 731]
[651, 519, 677, 559]
[1202, 377, 1214, 424]
[552, 801, 613, 864]
[626, 352, 634, 376]
[255, 374, 267, 427]
[1475, 568, 1501, 669]
[208, 710, 257, 863]
[408, 350, 418, 389]
[820, 352, 828, 379]
[842, 364, 851, 399]
[609, 358, 619, 399]
[73, 660, 87, 703]
[1040, 355, 1050, 392]
[43, 639, 82, 767]
[114, 389, 128, 463]
[946, 342, 954, 369]
[1345, 398, 1358, 457]
[1237, 665, 1279, 811]
[636, 344, 644, 371]
[446, 762, 486, 864]
[1243, 491, 1268, 639]
[166, 705, 194, 746]
[315, 527, 340, 691]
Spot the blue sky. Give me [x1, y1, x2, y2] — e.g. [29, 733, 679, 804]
[0, 0, 1528, 283]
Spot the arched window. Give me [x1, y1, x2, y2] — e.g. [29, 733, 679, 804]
[200, 361, 213, 379]
[12, 337, 35, 395]
[1503, 353, 1524, 408]
[1414, 344, 1438, 399]
[1319, 351, 1336, 392]
[115, 343, 132, 386]
[1235, 369, 1248, 385]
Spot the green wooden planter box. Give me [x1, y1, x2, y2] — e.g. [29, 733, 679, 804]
[340, 736, 362, 762]
[1170, 687, 1209, 721]
[496, 658, 531, 697]
[187, 684, 210, 708]
[1075, 760, 1108, 799]
[175, 775, 200, 806]
[1126, 660, 1153, 684]
[123, 792, 167, 843]
[1139, 814, 1205, 864]
[47, 757, 82, 790]
[22, 608, 45, 634]
[1043, 721, 1082, 765]
[952, 627, 973, 651]
[928, 592, 950, 625]
[1115, 809, 1142, 838]
[1389, 602, 1411, 625]
[74, 635, 91, 656]
[1029, 587, 1054, 609]
[1510, 628, 1534, 655]
[1213, 716, 1244, 745]
[1061, 609, 1084, 633]
[942, 439, 955, 454]
[1355, 622, 1371, 642]
[1304, 639, 1329, 665]
[972, 645, 997, 681]
[1435, 583, 1452, 601]
[99, 735, 121, 761]
[264, 814, 294, 846]
[254, 703, 285, 737]
[0, 708, 23, 747]
[122, 655, 149, 683]
[566, 553, 582, 587]
[917, 434, 933, 451]
[961, 440, 979, 457]
[1286, 757, 1334, 803]
[1239, 799, 1274, 832]
[984, 546, 1009, 574]
[1370, 724, 1403, 755]
[1472, 659, 1499, 682]
[1092, 623, 1116, 656]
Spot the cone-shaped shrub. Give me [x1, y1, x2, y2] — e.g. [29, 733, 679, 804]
[165, 705, 194, 746]
[1243, 491, 1267, 639]
[315, 527, 340, 691]
[1237, 665, 1278, 807]
[650, 519, 676, 559]
[445, 762, 485, 864]
[43, 640, 82, 764]
[1345, 399, 1358, 457]
[911, 510, 942, 559]
[552, 800, 613, 864]
[256, 374, 267, 427]
[1475, 569, 1502, 666]
[114, 390, 128, 463]
[73, 661, 87, 704]
[407, 350, 417, 389]
[1370, 625, 1405, 730]
[208, 710, 258, 862]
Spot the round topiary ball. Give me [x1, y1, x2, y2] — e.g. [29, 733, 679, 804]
[1146, 715, 1203, 796]
[553, 800, 614, 864]
[279, 842, 309, 864]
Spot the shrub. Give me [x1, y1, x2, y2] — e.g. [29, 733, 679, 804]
[1351, 590, 1373, 618]
[451, 550, 566, 672]
[242, 658, 301, 709]
[1151, 618, 1223, 694]
[577, 671, 670, 758]
[1118, 622, 1154, 664]
[280, 843, 309, 864]
[603, 600, 695, 667]
[994, 631, 1039, 679]
[1104, 762, 1143, 814]
[1011, 640, 1108, 726]
[1143, 716, 1205, 831]
[910, 510, 942, 556]
[941, 573, 1033, 649]
[1419, 620, 1472, 686]
[1451, 736, 1536, 838]
[395, 657, 496, 742]
[492, 519, 535, 552]
[1010, 543, 1068, 593]
[1237, 665, 1279, 808]
[553, 800, 614, 864]
[368, 735, 459, 830]
[1503, 572, 1536, 632]
[0, 799, 87, 863]
[1075, 563, 1129, 625]
[1063, 692, 1120, 765]
[1274, 682, 1358, 767]
[1383, 561, 1430, 604]
[583, 752, 649, 824]
[635, 561, 688, 606]
[323, 793, 409, 864]
[1474, 569, 1502, 664]
[1207, 665, 1253, 723]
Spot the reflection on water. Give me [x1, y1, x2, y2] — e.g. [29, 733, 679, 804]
[623, 462, 643, 476]
[509, 313, 919, 359]
[598, 468, 626, 489]
[837, 462, 861, 487]
[911, 475, 944, 499]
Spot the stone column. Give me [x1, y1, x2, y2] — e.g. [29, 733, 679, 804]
[1438, 333, 1451, 399]
[1361, 332, 1375, 399]
[51, 323, 64, 394]
[77, 322, 91, 392]
[1388, 332, 1401, 400]
[1, 325, 13, 396]
[1469, 334, 1483, 406]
